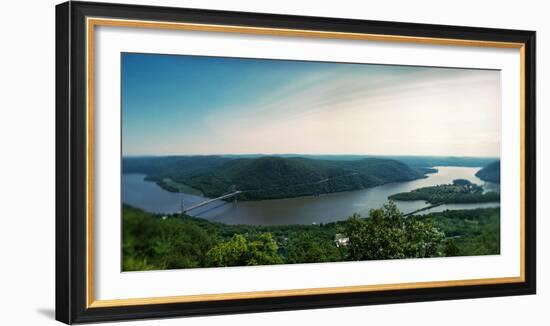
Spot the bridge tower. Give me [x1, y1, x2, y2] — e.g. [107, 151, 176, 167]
[180, 197, 185, 216]
[229, 185, 238, 204]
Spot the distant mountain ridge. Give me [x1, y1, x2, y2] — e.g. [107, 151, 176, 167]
[123, 155, 230, 177]
[220, 154, 498, 167]
[123, 155, 429, 200]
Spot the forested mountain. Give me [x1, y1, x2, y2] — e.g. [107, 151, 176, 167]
[475, 160, 500, 183]
[123, 155, 428, 200]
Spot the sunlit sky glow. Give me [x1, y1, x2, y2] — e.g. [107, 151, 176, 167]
[122, 53, 501, 157]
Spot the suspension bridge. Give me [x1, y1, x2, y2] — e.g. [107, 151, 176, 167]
[181, 190, 242, 214]
[179, 171, 376, 214]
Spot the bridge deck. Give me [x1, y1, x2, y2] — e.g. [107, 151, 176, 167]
[403, 203, 442, 217]
[183, 191, 242, 213]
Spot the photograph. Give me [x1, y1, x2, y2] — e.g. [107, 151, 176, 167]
[121, 53, 502, 271]
[50, 1, 538, 323]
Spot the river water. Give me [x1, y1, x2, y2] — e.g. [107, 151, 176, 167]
[122, 166, 499, 226]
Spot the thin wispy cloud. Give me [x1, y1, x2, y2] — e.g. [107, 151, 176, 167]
[122, 53, 500, 157]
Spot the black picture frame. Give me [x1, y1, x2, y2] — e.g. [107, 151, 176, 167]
[56, 1, 536, 324]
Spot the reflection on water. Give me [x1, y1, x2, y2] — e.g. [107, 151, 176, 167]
[122, 166, 499, 226]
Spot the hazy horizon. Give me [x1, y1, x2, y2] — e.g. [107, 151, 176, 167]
[122, 153, 499, 159]
[122, 53, 501, 157]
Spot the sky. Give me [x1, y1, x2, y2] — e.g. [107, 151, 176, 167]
[121, 53, 501, 157]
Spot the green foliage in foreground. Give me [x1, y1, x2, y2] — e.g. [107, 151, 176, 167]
[345, 204, 444, 260]
[122, 203, 500, 271]
[207, 233, 283, 266]
[414, 208, 500, 256]
[388, 179, 500, 204]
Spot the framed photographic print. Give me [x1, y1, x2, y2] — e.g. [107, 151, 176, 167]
[55, 1, 536, 324]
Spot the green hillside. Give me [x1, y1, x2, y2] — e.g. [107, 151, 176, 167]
[389, 179, 500, 204]
[123, 155, 429, 200]
[135, 156, 427, 200]
[475, 160, 500, 183]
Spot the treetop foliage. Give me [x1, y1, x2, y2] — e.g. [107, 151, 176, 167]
[123, 203, 499, 271]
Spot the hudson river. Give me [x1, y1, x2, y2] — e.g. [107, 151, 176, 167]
[122, 166, 499, 226]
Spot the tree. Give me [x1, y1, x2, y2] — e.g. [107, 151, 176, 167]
[444, 239, 460, 256]
[207, 233, 283, 267]
[286, 232, 341, 263]
[400, 219, 445, 258]
[123, 204, 216, 270]
[344, 201, 444, 260]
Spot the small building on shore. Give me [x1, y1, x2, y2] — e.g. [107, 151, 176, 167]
[334, 233, 349, 247]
